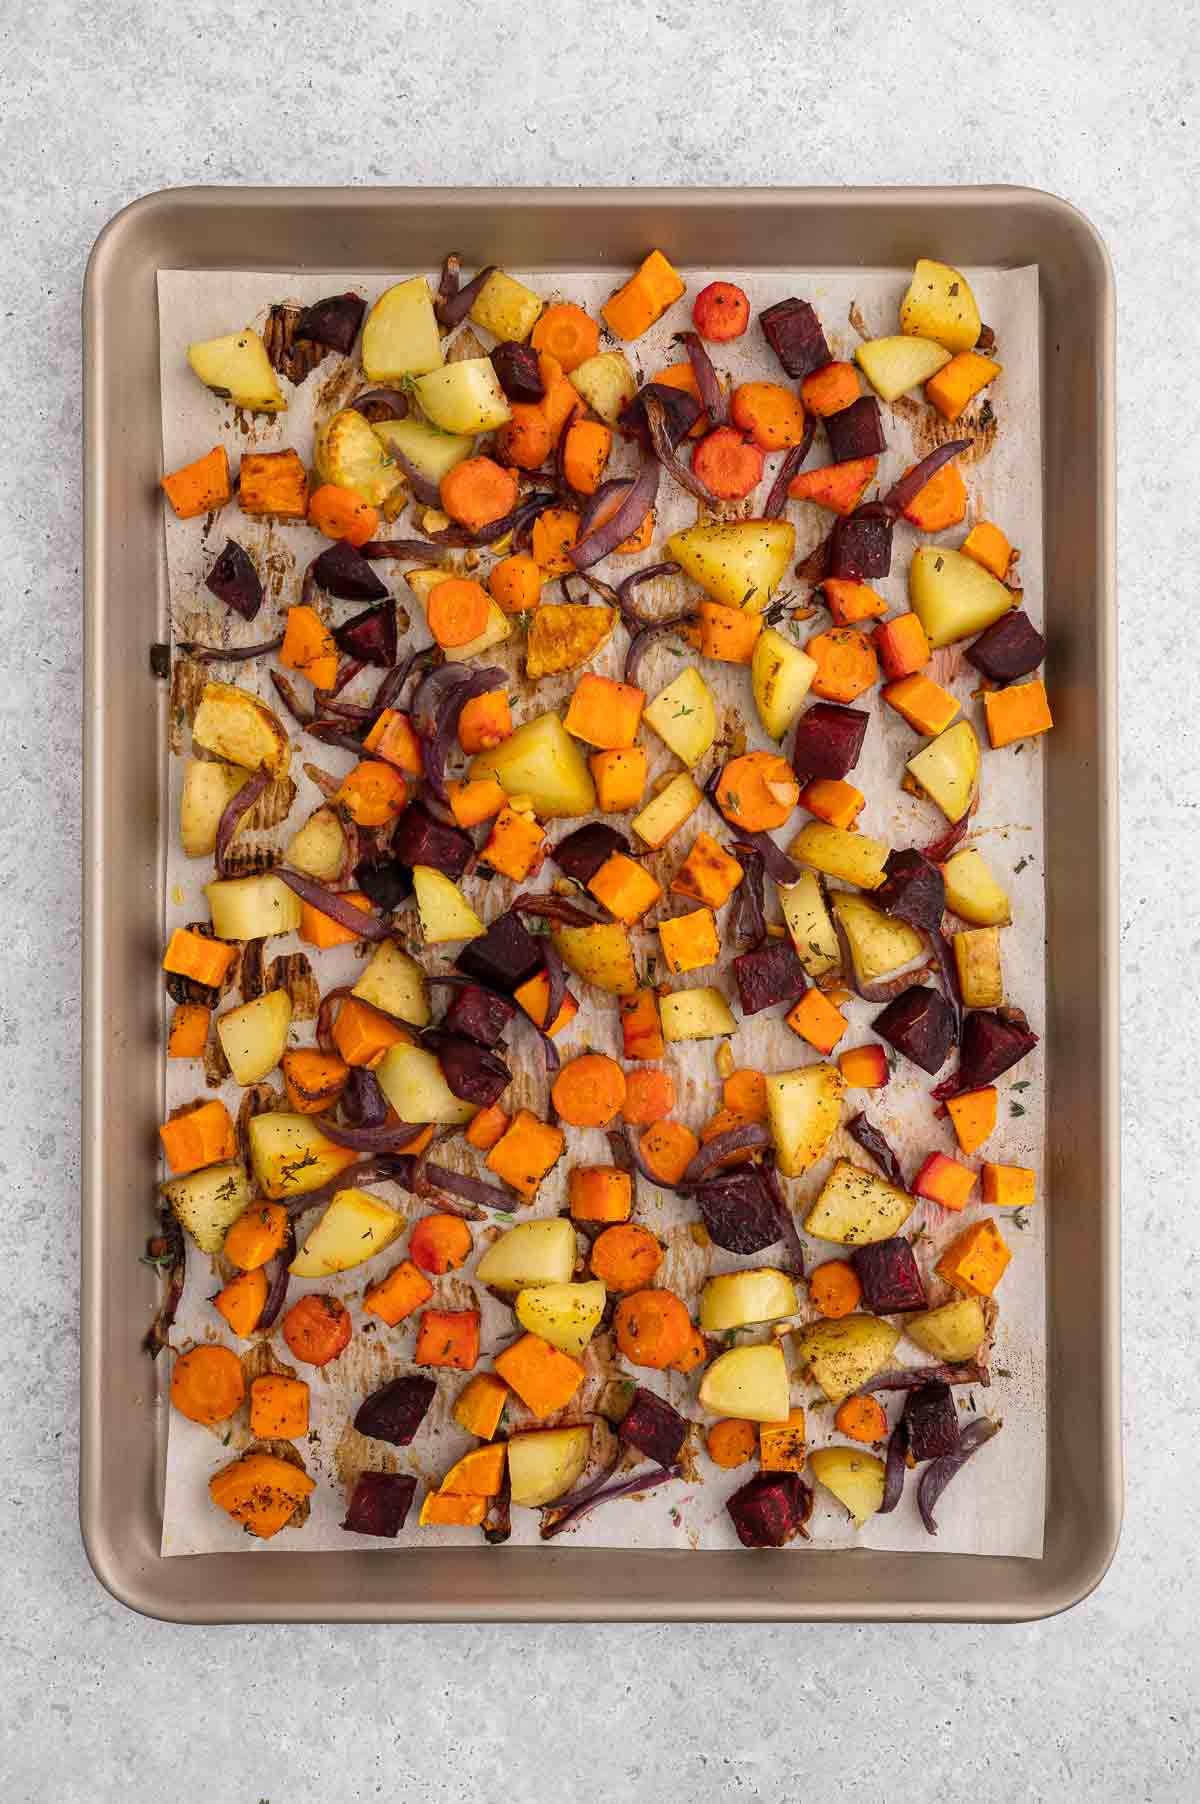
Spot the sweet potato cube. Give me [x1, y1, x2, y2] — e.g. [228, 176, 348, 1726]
[925, 351, 1002, 424]
[564, 672, 645, 749]
[836, 1044, 888, 1089]
[493, 1332, 585, 1419]
[686, 600, 762, 664]
[364, 707, 424, 775]
[799, 777, 864, 830]
[620, 988, 665, 1061]
[981, 1162, 1037, 1210]
[758, 1407, 808, 1473]
[485, 1108, 565, 1202]
[465, 1104, 511, 1152]
[588, 851, 663, 924]
[363, 1258, 433, 1327]
[160, 444, 231, 519]
[299, 890, 372, 949]
[209, 1451, 314, 1540]
[512, 968, 578, 1038]
[250, 1375, 310, 1439]
[901, 462, 967, 533]
[883, 673, 960, 736]
[214, 1267, 268, 1338]
[602, 250, 685, 340]
[982, 680, 1053, 750]
[453, 1372, 509, 1441]
[945, 1086, 998, 1155]
[332, 996, 411, 1068]
[590, 746, 647, 812]
[786, 987, 847, 1055]
[159, 1099, 237, 1175]
[419, 1491, 487, 1527]
[873, 612, 931, 681]
[439, 1442, 507, 1497]
[238, 448, 309, 520]
[934, 1218, 1012, 1297]
[448, 776, 507, 828]
[415, 1307, 480, 1371]
[960, 520, 1013, 581]
[568, 1165, 633, 1223]
[671, 832, 744, 908]
[457, 691, 512, 756]
[821, 578, 888, 625]
[167, 1002, 210, 1058]
[162, 927, 236, 989]
[914, 1151, 977, 1212]
[482, 806, 546, 882]
[283, 1048, 350, 1115]
[658, 906, 720, 976]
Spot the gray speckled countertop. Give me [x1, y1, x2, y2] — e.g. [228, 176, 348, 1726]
[2, 2, 1197, 1799]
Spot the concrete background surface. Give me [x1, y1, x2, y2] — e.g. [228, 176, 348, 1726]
[1, 0, 1196, 1798]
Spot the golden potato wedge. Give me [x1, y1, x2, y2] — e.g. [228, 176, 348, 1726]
[193, 681, 290, 776]
[794, 1314, 900, 1404]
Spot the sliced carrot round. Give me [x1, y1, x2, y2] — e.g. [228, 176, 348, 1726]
[692, 427, 764, 501]
[427, 576, 490, 648]
[716, 752, 801, 832]
[692, 281, 750, 343]
[531, 302, 599, 373]
[551, 1052, 626, 1127]
[170, 1344, 245, 1424]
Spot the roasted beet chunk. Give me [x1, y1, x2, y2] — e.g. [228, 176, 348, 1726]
[734, 942, 808, 1015]
[619, 382, 702, 449]
[312, 538, 389, 601]
[332, 600, 397, 667]
[852, 1236, 927, 1313]
[443, 983, 516, 1048]
[726, 1470, 813, 1547]
[391, 804, 474, 881]
[619, 1386, 689, 1468]
[354, 854, 414, 914]
[553, 822, 630, 886]
[825, 396, 886, 462]
[831, 507, 893, 580]
[932, 1007, 1039, 1100]
[876, 849, 945, 932]
[759, 298, 830, 379]
[873, 985, 954, 1074]
[904, 1382, 962, 1462]
[424, 1030, 511, 1107]
[490, 339, 544, 403]
[455, 912, 544, 993]
[353, 1375, 436, 1446]
[692, 1165, 785, 1254]
[791, 702, 870, 779]
[341, 1469, 417, 1537]
[296, 292, 367, 357]
[965, 610, 1047, 684]
[205, 539, 263, 620]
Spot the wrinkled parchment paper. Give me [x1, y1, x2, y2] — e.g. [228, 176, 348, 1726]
[156, 261, 1044, 1557]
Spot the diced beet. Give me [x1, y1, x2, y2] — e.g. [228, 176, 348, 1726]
[353, 1375, 436, 1446]
[619, 382, 701, 449]
[296, 292, 367, 357]
[619, 1386, 689, 1468]
[552, 823, 630, 885]
[424, 1030, 511, 1107]
[825, 396, 886, 462]
[965, 610, 1046, 684]
[876, 849, 945, 933]
[313, 539, 389, 602]
[443, 983, 516, 1048]
[873, 985, 954, 1074]
[759, 298, 830, 379]
[904, 1382, 962, 1462]
[205, 539, 263, 621]
[490, 339, 544, 403]
[726, 1470, 813, 1547]
[852, 1237, 927, 1313]
[693, 1166, 784, 1254]
[831, 507, 893, 580]
[455, 912, 544, 993]
[332, 601, 397, 667]
[932, 1008, 1039, 1100]
[354, 854, 414, 914]
[733, 942, 808, 1015]
[791, 702, 870, 779]
[341, 1469, 417, 1537]
[391, 804, 474, 880]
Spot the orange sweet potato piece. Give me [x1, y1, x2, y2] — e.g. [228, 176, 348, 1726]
[620, 988, 665, 1061]
[590, 746, 647, 812]
[481, 806, 545, 881]
[363, 707, 424, 775]
[214, 1266, 269, 1338]
[806, 628, 879, 704]
[982, 680, 1053, 749]
[568, 1165, 633, 1223]
[249, 1374, 310, 1439]
[934, 1218, 1011, 1297]
[281, 604, 338, 691]
[452, 1372, 509, 1440]
[415, 1308, 480, 1372]
[159, 1099, 236, 1175]
[564, 672, 645, 750]
[209, 1450, 314, 1539]
[960, 521, 1013, 582]
[788, 456, 878, 515]
[238, 448, 309, 520]
[161, 445, 231, 519]
[873, 612, 931, 681]
[162, 927, 236, 989]
[671, 832, 744, 908]
[493, 1332, 585, 1418]
[363, 1258, 433, 1327]
[332, 996, 412, 1068]
[282, 1048, 350, 1115]
[820, 578, 888, 625]
[170, 1345, 245, 1424]
[485, 1109, 565, 1202]
[457, 690, 512, 755]
[167, 1002, 211, 1059]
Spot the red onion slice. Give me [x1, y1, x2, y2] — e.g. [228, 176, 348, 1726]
[541, 941, 567, 1044]
[307, 721, 370, 756]
[857, 1362, 990, 1396]
[421, 1163, 518, 1213]
[319, 659, 367, 702]
[276, 872, 392, 941]
[386, 448, 442, 508]
[435, 263, 497, 329]
[270, 670, 315, 728]
[540, 1463, 681, 1540]
[349, 387, 409, 420]
[644, 395, 716, 505]
[257, 1226, 295, 1334]
[615, 560, 682, 627]
[878, 1417, 908, 1514]
[845, 1111, 907, 1190]
[316, 1118, 433, 1153]
[419, 664, 509, 804]
[680, 1122, 771, 1184]
[303, 761, 342, 800]
[214, 768, 269, 876]
[422, 491, 557, 550]
[796, 530, 834, 584]
[511, 892, 605, 928]
[359, 538, 444, 563]
[917, 1417, 1001, 1535]
[625, 614, 693, 684]
[920, 811, 974, 862]
[569, 462, 660, 571]
[763, 415, 817, 519]
[679, 330, 729, 426]
[880, 439, 972, 518]
[178, 633, 285, 665]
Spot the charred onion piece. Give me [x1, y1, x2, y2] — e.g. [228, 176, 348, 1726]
[214, 768, 269, 877]
[349, 386, 409, 421]
[845, 1111, 907, 1190]
[540, 1463, 681, 1540]
[680, 1121, 772, 1184]
[569, 462, 660, 571]
[435, 262, 497, 329]
[878, 1418, 908, 1514]
[917, 1417, 1002, 1535]
[276, 872, 391, 942]
[615, 560, 682, 627]
[645, 393, 717, 504]
[180, 632, 285, 665]
[763, 416, 816, 518]
[857, 1361, 991, 1395]
[679, 330, 728, 426]
[880, 439, 972, 517]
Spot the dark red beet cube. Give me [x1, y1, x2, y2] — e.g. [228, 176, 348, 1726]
[553, 823, 629, 885]
[831, 508, 893, 580]
[759, 298, 831, 379]
[455, 912, 544, 993]
[332, 600, 397, 667]
[904, 1382, 962, 1461]
[726, 1471, 812, 1547]
[391, 804, 474, 881]
[619, 1387, 689, 1468]
[932, 1009, 1039, 1100]
[353, 1375, 436, 1446]
[693, 1166, 784, 1255]
[791, 702, 870, 779]
[205, 539, 263, 620]
[733, 943, 808, 1015]
[825, 396, 887, 462]
[296, 292, 366, 357]
[964, 610, 1046, 684]
[312, 538, 389, 601]
[873, 985, 954, 1074]
[424, 1030, 511, 1108]
[490, 340, 544, 403]
[876, 849, 945, 933]
[852, 1237, 927, 1313]
[342, 1470, 417, 1537]
[443, 984, 516, 1048]
[354, 854, 413, 914]
[619, 382, 701, 449]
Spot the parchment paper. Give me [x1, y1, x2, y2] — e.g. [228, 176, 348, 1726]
[156, 260, 1045, 1557]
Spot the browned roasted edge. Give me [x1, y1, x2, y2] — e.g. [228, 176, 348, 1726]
[81, 185, 1120, 1624]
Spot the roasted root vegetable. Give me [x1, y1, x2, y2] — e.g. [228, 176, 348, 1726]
[751, 628, 817, 740]
[601, 249, 686, 340]
[354, 1374, 437, 1445]
[494, 1331, 584, 1416]
[620, 1387, 690, 1467]
[803, 1158, 914, 1245]
[953, 926, 1005, 1009]
[904, 1295, 988, 1364]
[699, 1268, 797, 1332]
[170, 1344, 245, 1424]
[851, 1236, 927, 1312]
[906, 720, 980, 823]
[982, 679, 1054, 750]
[209, 1451, 314, 1539]
[765, 1063, 844, 1177]
[188, 328, 285, 412]
[981, 1162, 1036, 1210]
[552, 920, 639, 997]
[759, 1408, 809, 1473]
[631, 773, 703, 850]
[250, 1374, 310, 1440]
[934, 1218, 1012, 1297]
[193, 681, 290, 777]
[238, 448, 308, 520]
[727, 1470, 812, 1547]
[413, 358, 512, 435]
[282, 1292, 352, 1367]
[484, 1111, 566, 1203]
[900, 259, 982, 353]
[415, 1307, 480, 1371]
[698, 1343, 790, 1422]
[642, 668, 718, 768]
[588, 851, 663, 924]
[733, 942, 808, 1016]
[855, 335, 951, 402]
[508, 1426, 592, 1507]
[515, 1280, 606, 1357]
[592, 1224, 663, 1292]
[658, 906, 720, 975]
[568, 1165, 633, 1223]
[795, 1314, 901, 1405]
[159, 1099, 237, 1176]
[470, 711, 596, 818]
[909, 546, 1015, 649]
[342, 1471, 417, 1538]
[965, 608, 1045, 683]
[161, 444, 231, 519]
[665, 518, 794, 614]
[659, 987, 737, 1043]
[808, 1446, 886, 1528]
[790, 821, 888, 890]
[363, 1259, 433, 1328]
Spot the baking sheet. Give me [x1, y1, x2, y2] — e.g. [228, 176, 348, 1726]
[156, 261, 1045, 1558]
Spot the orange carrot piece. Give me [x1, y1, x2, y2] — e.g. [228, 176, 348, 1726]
[336, 759, 408, 828]
[621, 1067, 676, 1126]
[530, 506, 581, 575]
[170, 1344, 245, 1424]
[692, 428, 764, 499]
[427, 576, 491, 648]
[591, 1224, 663, 1293]
[638, 1120, 699, 1186]
[457, 690, 511, 755]
[409, 1213, 473, 1276]
[788, 456, 878, 515]
[552, 1052, 627, 1128]
[671, 1322, 708, 1375]
[282, 1293, 352, 1367]
[466, 1103, 511, 1152]
[715, 751, 801, 832]
[496, 403, 554, 471]
[614, 1288, 691, 1368]
[160, 445, 231, 519]
[808, 1260, 862, 1319]
[488, 553, 543, 613]
[730, 381, 807, 451]
[834, 1396, 887, 1443]
[692, 280, 750, 342]
[307, 483, 379, 546]
[568, 1165, 633, 1223]
[531, 303, 600, 373]
[706, 1418, 757, 1468]
[723, 1068, 767, 1119]
[805, 627, 879, 704]
[820, 578, 888, 626]
[562, 418, 612, 495]
[439, 456, 519, 533]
